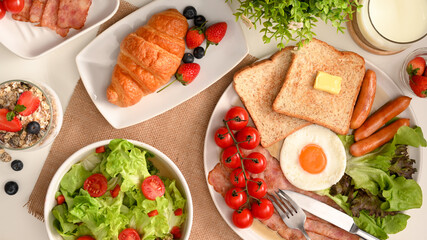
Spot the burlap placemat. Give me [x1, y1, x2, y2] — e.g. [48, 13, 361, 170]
[26, 1, 258, 239]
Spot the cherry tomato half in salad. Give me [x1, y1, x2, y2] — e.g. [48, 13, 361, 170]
[0, 2, 6, 20]
[232, 208, 253, 228]
[84, 173, 108, 197]
[229, 168, 248, 188]
[3, 0, 25, 14]
[119, 228, 141, 240]
[244, 152, 267, 174]
[147, 210, 158, 217]
[95, 145, 106, 153]
[214, 127, 234, 149]
[224, 106, 249, 131]
[225, 187, 247, 210]
[56, 195, 65, 205]
[170, 226, 182, 239]
[251, 198, 274, 220]
[110, 184, 120, 198]
[76, 236, 95, 240]
[174, 208, 183, 216]
[141, 175, 165, 200]
[247, 178, 267, 199]
[221, 145, 241, 169]
[235, 126, 260, 150]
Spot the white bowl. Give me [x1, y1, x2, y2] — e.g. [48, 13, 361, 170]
[44, 139, 193, 240]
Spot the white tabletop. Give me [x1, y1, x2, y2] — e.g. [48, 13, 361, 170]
[0, 1, 426, 239]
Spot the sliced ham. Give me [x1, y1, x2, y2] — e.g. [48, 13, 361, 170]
[29, 0, 47, 23]
[208, 146, 359, 240]
[40, 0, 69, 37]
[57, 0, 92, 30]
[12, 0, 33, 22]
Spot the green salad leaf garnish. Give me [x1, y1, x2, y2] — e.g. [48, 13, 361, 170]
[52, 139, 186, 240]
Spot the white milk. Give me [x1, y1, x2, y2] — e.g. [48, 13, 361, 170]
[356, 0, 427, 51]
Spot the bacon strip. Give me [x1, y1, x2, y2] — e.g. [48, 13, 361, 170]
[12, 0, 33, 22]
[29, 0, 47, 23]
[208, 146, 359, 240]
[57, 0, 92, 30]
[40, 0, 69, 37]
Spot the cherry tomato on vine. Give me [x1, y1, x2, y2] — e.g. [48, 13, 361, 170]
[119, 228, 141, 240]
[0, 2, 6, 20]
[247, 178, 267, 199]
[229, 168, 249, 188]
[251, 198, 274, 220]
[214, 127, 234, 148]
[77, 236, 95, 240]
[221, 145, 241, 169]
[141, 175, 165, 200]
[236, 126, 260, 149]
[225, 187, 247, 210]
[244, 152, 267, 174]
[232, 208, 253, 228]
[84, 173, 108, 197]
[3, 0, 25, 14]
[224, 106, 249, 130]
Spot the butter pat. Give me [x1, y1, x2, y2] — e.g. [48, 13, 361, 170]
[313, 71, 342, 95]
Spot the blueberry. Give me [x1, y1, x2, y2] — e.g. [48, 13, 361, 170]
[4, 181, 19, 195]
[26, 121, 40, 134]
[194, 15, 206, 27]
[11, 160, 23, 171]
[182, 53, 194, 63]
[183, 6, 197, 19]
[193, 47, 205, 59]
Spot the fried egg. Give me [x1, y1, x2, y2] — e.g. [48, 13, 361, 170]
[280, 125, 346, 191]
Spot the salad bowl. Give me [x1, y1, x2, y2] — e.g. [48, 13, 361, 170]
[44, 139, 193, 240]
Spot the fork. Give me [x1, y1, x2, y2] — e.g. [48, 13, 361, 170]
[268, 189, 311, 240]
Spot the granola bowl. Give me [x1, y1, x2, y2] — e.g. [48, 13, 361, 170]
[0, 80, 63, 151]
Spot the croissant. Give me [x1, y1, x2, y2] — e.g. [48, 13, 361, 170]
[107, 9, 188, 107]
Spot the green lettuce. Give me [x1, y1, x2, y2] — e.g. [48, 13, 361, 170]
[52, 139, 187, 240]
[327, 126, 425, 239]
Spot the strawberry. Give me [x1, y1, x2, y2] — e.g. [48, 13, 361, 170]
[0, 109, 22, 132]
[205, 22, 227, 52]
[17, 91, 40, 116]
[175, 63, 201, 85]
[186, 26, 205, 49]
[409, 75, 427, 98]
[406, 57, 426, 76]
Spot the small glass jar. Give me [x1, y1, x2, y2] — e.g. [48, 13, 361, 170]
[355, 0, 427, 52]
[0, 80, 63, 151]
[400, 48, 427, 99]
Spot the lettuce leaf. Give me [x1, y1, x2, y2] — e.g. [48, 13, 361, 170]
[328, 126, 425, 239]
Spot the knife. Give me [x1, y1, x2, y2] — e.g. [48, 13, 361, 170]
[282, 190, 379, 240]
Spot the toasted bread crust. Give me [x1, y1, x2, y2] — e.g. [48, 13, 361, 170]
[233, 47, 310, 147]
[272, 39, 365, 135]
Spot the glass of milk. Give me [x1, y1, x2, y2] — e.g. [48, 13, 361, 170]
[356, 0, 427, 51]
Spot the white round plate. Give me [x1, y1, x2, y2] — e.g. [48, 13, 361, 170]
[44, 139, 193, 240]
[203, 57, 423, 240]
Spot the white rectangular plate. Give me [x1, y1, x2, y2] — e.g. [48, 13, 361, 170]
[0, 0, 119, 59]
[76, 0, 248, 129]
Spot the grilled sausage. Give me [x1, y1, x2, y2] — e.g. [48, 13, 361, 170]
[350, 118, 410, 157]
[350, 70, 376, 129]
[353, 96, 411, 141]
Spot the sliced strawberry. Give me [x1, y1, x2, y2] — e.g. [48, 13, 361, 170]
[186, 26, 205, 49]
[407, 57, 426, 76]
[175, 63, 200, 85]
[0, 109, 22, 132]
[409, 75, 427, 98]
[17, 91, 40, 116]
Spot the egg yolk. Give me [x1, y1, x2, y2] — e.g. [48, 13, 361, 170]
[299, 144, 327, 174]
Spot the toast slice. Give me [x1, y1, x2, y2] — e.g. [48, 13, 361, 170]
[233, 47, 310, 148]
[272, 39, 365, 135]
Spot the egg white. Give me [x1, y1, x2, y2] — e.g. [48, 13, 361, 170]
[280, 125, 346, 191]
